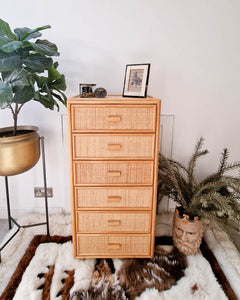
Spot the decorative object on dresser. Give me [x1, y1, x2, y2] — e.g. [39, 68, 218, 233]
[79, 83, 96, 98]
[94, 87, 107, 98]
[67, 95, 161, 258]
[122, 63, 150, 98]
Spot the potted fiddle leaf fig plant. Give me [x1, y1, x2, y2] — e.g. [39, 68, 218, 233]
[0, 19, 67, 176]
[158, 137, 240, 255]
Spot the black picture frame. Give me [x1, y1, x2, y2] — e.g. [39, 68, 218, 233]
[122, 63, 150, 98]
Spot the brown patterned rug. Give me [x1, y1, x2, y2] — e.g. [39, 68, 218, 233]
[0, 235, 237, 300]
[0, 235, 72, 300]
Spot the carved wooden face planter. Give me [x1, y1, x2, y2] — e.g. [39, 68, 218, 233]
[172, 207, 203, 256]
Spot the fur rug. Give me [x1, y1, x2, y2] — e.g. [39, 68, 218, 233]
[0, 213, 238, 299]
[71, 245, 187, 300]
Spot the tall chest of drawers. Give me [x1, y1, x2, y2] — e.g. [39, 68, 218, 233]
[67, 95, 161, 258]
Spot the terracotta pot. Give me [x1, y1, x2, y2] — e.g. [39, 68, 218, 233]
[0, 126, 40, 176]
[172, 206, 203, 255]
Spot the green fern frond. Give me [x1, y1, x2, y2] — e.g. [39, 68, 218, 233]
[207, 215, 240, 248]
[158, 154, 188, 208]
[157, 138, 240, 236]
[218, 148, 229, 175]
[223, 162, 240, 172]
[170, 159, 188, 173]
[188, 137, 208, 191]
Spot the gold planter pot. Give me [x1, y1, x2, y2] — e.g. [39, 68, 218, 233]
[0, 126, 40, 176]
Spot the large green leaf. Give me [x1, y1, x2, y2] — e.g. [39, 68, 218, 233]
[0, 34, 13, 47]
[31, 39, 59, 56]
[14, 27, 41, 41]
[49, 75, 67, 91]
[0, 40, 30, 53]
[34, 75, 48, 88]
[0, 50, 21, 71]
[0, 80, 13, 108]
[34, 92, 55, 109]
[39, 75, 66, 94]
[51, 91, 67, 105]
[12, 86, 35, 103]
[20, 25, 50, 41]
[0, 19, 17, 40]
[0, 19, 67, 114]
[48, 64, 62, 81]
[22, 55, 53, 73]
[4, 69, 29, 87]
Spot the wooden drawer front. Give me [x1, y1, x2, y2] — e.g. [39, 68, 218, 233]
[76, 211, 150, 233]
[75, 187, 152, 209]
[73, 134, 155, 159]
[71, 105, 156, 132]
[74, 161, 153, 185]
[76, 234, 150, 257]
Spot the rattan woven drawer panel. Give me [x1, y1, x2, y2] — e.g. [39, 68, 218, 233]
[76, 211, 151, 233]
[67, 96, 161, 258]
[76, 234, 151, 257]
[73, 161, 153, 186]
[75, 187, 152, 209]
[73, 134, 155, 159]
[71, 105, 156, 132]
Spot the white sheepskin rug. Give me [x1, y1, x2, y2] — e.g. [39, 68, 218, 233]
[0, 213, 238, 299]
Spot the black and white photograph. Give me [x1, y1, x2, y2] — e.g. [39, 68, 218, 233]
[123, 63, 150, 97]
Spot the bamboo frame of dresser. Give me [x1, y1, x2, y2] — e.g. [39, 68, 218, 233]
[67, 96, 161, 258]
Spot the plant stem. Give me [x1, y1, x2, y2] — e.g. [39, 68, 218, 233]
[13, 103, 25, 135]
[8, 105, 17, 136]
[8, 103, 25, 136]
[12, 104, 19, 136]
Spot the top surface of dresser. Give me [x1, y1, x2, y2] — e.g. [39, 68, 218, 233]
[68, 95, 160, 103]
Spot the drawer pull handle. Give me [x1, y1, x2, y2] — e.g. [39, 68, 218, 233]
[107, 220, 121, 226]
[108, 144, 121, 151]
[107, 243, 121, 250]
[107, 115, 121, 123]
[107, 171, 121, 177]
[107, 196, 121, 202]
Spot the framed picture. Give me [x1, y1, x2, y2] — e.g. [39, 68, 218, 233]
[122, 63, 150, 98]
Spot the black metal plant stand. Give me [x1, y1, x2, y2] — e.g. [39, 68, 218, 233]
[0, 136, 50, 263]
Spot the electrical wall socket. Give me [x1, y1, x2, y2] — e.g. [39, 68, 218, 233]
[34, 187, 53, 198]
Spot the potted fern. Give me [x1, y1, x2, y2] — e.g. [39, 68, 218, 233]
[0, 19, 66, 176]
[158, 137, 240, 255]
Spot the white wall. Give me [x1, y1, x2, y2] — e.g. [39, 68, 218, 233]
[1, 0, 240, 217]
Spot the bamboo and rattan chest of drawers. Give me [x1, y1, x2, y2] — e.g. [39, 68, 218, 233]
[67, 95, 161, 258]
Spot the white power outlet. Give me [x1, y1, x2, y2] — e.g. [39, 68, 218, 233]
[34, 187, 53, 198]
